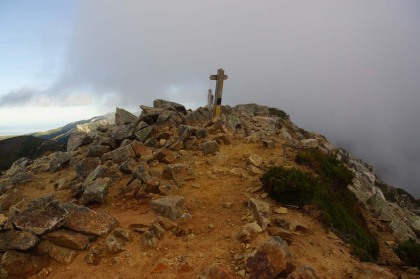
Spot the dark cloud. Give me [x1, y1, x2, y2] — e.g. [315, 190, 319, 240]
[0, 88, 38, 107]
[47, 0, 420, 197]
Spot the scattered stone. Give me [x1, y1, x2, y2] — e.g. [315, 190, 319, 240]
[75, 157, 101, 178]
[82, 165, 110, 187]
[223, 202, 233, 209]
[0, 251, 49, 278]
[346, 262, 396, 279]
[246, 236, 295, 278]
[300, 139, 318, 148]
[109, 145, 136, 164]
[11, 197, 68, 235]
[67, 132, 92, 151]
[198, 264, 235, 279]
[44, 229, 89, 250]
[63, 204, 118, 236]
[0, 230, 40, 251]
[159, 184, 179, 196]
[156, 216, 178, 231]
[150, 223, 165, 239]
[230, 168, 248, 178]
[289, 221, 309, 233]
[87, 144, 111, 158]
[37, 240, 78, 263]
[249, 198, 270, 230]
[81, 177, 111, 205]
[105, 235, 126, 254]
[112, 124, 135, 141]
[135, 126, 156, 143]
[267, 227, 294, 245]
[0, 214, 8, 227]
[237, 222, 262, 243]
[274, 207, 288, 214]
[142, 230, 158, 248]
[151, 196, 186, 220]
[115, 107, 138, 125]
[250, 165, 263, 175]
[248, 154, 263, 167]
[119, 158, 137, 174]
[37, 267, 53, 278]
[162, 164, 195, 182]
[112, 228, 131, 242]
[287, 265, 321, 279]
[153, 148, 177, 164]
[49, 152, 71, 172]
[202, 140, 220, 155]
[262, 139, 275, 149]
[131, 140, 153, 160]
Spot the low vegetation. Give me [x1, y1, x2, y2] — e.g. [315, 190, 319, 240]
[268, 107, 289, 119]
[261, 148, 379, 262]
[394, 238, 420, 268]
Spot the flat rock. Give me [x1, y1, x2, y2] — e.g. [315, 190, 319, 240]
[63, 204, 118, 236]
[274, 207, 288, 214]
[44, 229, 89, 250]
[287, 265, 321, 279]
[0, 251, 49, 278]
[347, 262, 396, 279]
[267, 227, 294, 245]
[246, 236, 295, 278]
[162, 164, 195, 182]
[248, 154, 263, 167]
[0, 230, 40, 251]
[37, 240, 78, 263]
[115, 107, 138, 125]
[110, 145, 136, 164]
[11, 197, 68, 235]
[151, 196, 186, 221]
[249, 198, 270, 230]
[153, 99, 187, 115]
[81, 177, 111, 205]
[49, 151, 71, 172]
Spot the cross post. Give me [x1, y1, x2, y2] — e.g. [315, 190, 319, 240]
[207, 89, 214, 107]
[209, 68, 228, 118]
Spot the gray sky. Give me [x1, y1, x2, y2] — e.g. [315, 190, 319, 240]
[1, 0, 419, 197]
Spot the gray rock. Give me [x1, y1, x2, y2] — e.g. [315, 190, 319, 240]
[202, 140, 219, 155]
[49, 151, 71, 172]
[11, 197, 68, 235]
[87, 144, 111, 158]
[235, 104, 270, 116]
[134, 125, 156, 143]
[0, 230, 40, 251]
[44, 229, 89, 250]
[267, 227, 294, 245]
[63, 203, 118, 236]
[237, 222, 262, 243]
[249, 198, 270, 230]
[105, 235, 126, 254]
[67, 132, 92, 151]
[162, 164, 195, 182]
[153, 99, 187, 115]
[287, 265, 321, 279]
[0, 251, 49, 278]
[119, 158, 137, 174]
[262, 139, 275, 149]
[150, 196, 186, 220]
[133, 165, 160, 189]
[82, 165, 110, 187]
[37, 240, 78, 263]
[246, 236, 295, 278]
[75, 157, 101, 178]
[109, 144, 136, 164]
[115, 107, 138, 125]
[111, 124, 135, 141]
[81, 177, 111, 204]
[301, 139, 318, 148]
[159, 184, 179, 196]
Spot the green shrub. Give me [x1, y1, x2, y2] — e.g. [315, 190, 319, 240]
[260, 149, 379, 262]
[395, 239, 420, 268]
[268, 107, 289, 119]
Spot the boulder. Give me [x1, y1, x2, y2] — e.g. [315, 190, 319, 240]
[150, 196, 186, 220]
[87, 144, 111, 158]
[133, 165, 160, 189]
[11, 197, 68, 235]
[0, 251, 49, 278]
[131, 140, 153, 159]
[81, 177, 111, 204]
[202, 140, 219, 155]
[237, 222, 263, 243]
[162, 164, 195, 182]
[67, 132, 92, 151]
[115, 107, 138, 125]
[287, 265, 321, 279]
[44, 229, 89, 250]
[153, 99, 187, 115]
[105, 235, 126, 254]
[267, 227, 294, 245]
[300, 139, 318, 148]
[119, 158, 137, 174]
[37, 240, 78, 263]
[75, 157, 101, 178]
[249, 198, 270, 230]
[198, 264, 236, 279]
[0, 230, 39, 251]
[49, 151, 71, 172]
[246, 236, 295, 278]
[262, 139, 275, 149]
[111, 124, 135, 141]
[153, 148, 177, 164]
[109, 145, 136, 164]
[63, 204, 118, 236]
[135, 126, 156, 143]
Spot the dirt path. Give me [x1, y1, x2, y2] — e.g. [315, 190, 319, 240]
[29, 142, 360, 278]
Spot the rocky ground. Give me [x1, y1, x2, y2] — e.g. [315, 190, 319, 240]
[0, 100, 418, 278]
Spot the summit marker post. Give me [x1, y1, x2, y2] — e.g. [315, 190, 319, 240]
[209, 68, 228, 118]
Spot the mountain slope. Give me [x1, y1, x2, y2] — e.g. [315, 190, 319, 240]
[0, 136, 65, 171]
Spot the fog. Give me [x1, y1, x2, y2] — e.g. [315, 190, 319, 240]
[3, 0, 420, 197]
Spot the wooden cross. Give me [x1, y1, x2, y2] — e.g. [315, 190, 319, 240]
[209, 68, 228, 117]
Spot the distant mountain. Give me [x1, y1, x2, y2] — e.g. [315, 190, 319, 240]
[0, 135, 66, 171]
[31, 112, 114, 144]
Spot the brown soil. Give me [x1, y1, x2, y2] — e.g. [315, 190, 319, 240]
[22, 141, 390, 278]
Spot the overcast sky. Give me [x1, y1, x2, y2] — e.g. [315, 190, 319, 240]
[0, 0, 419, 197]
